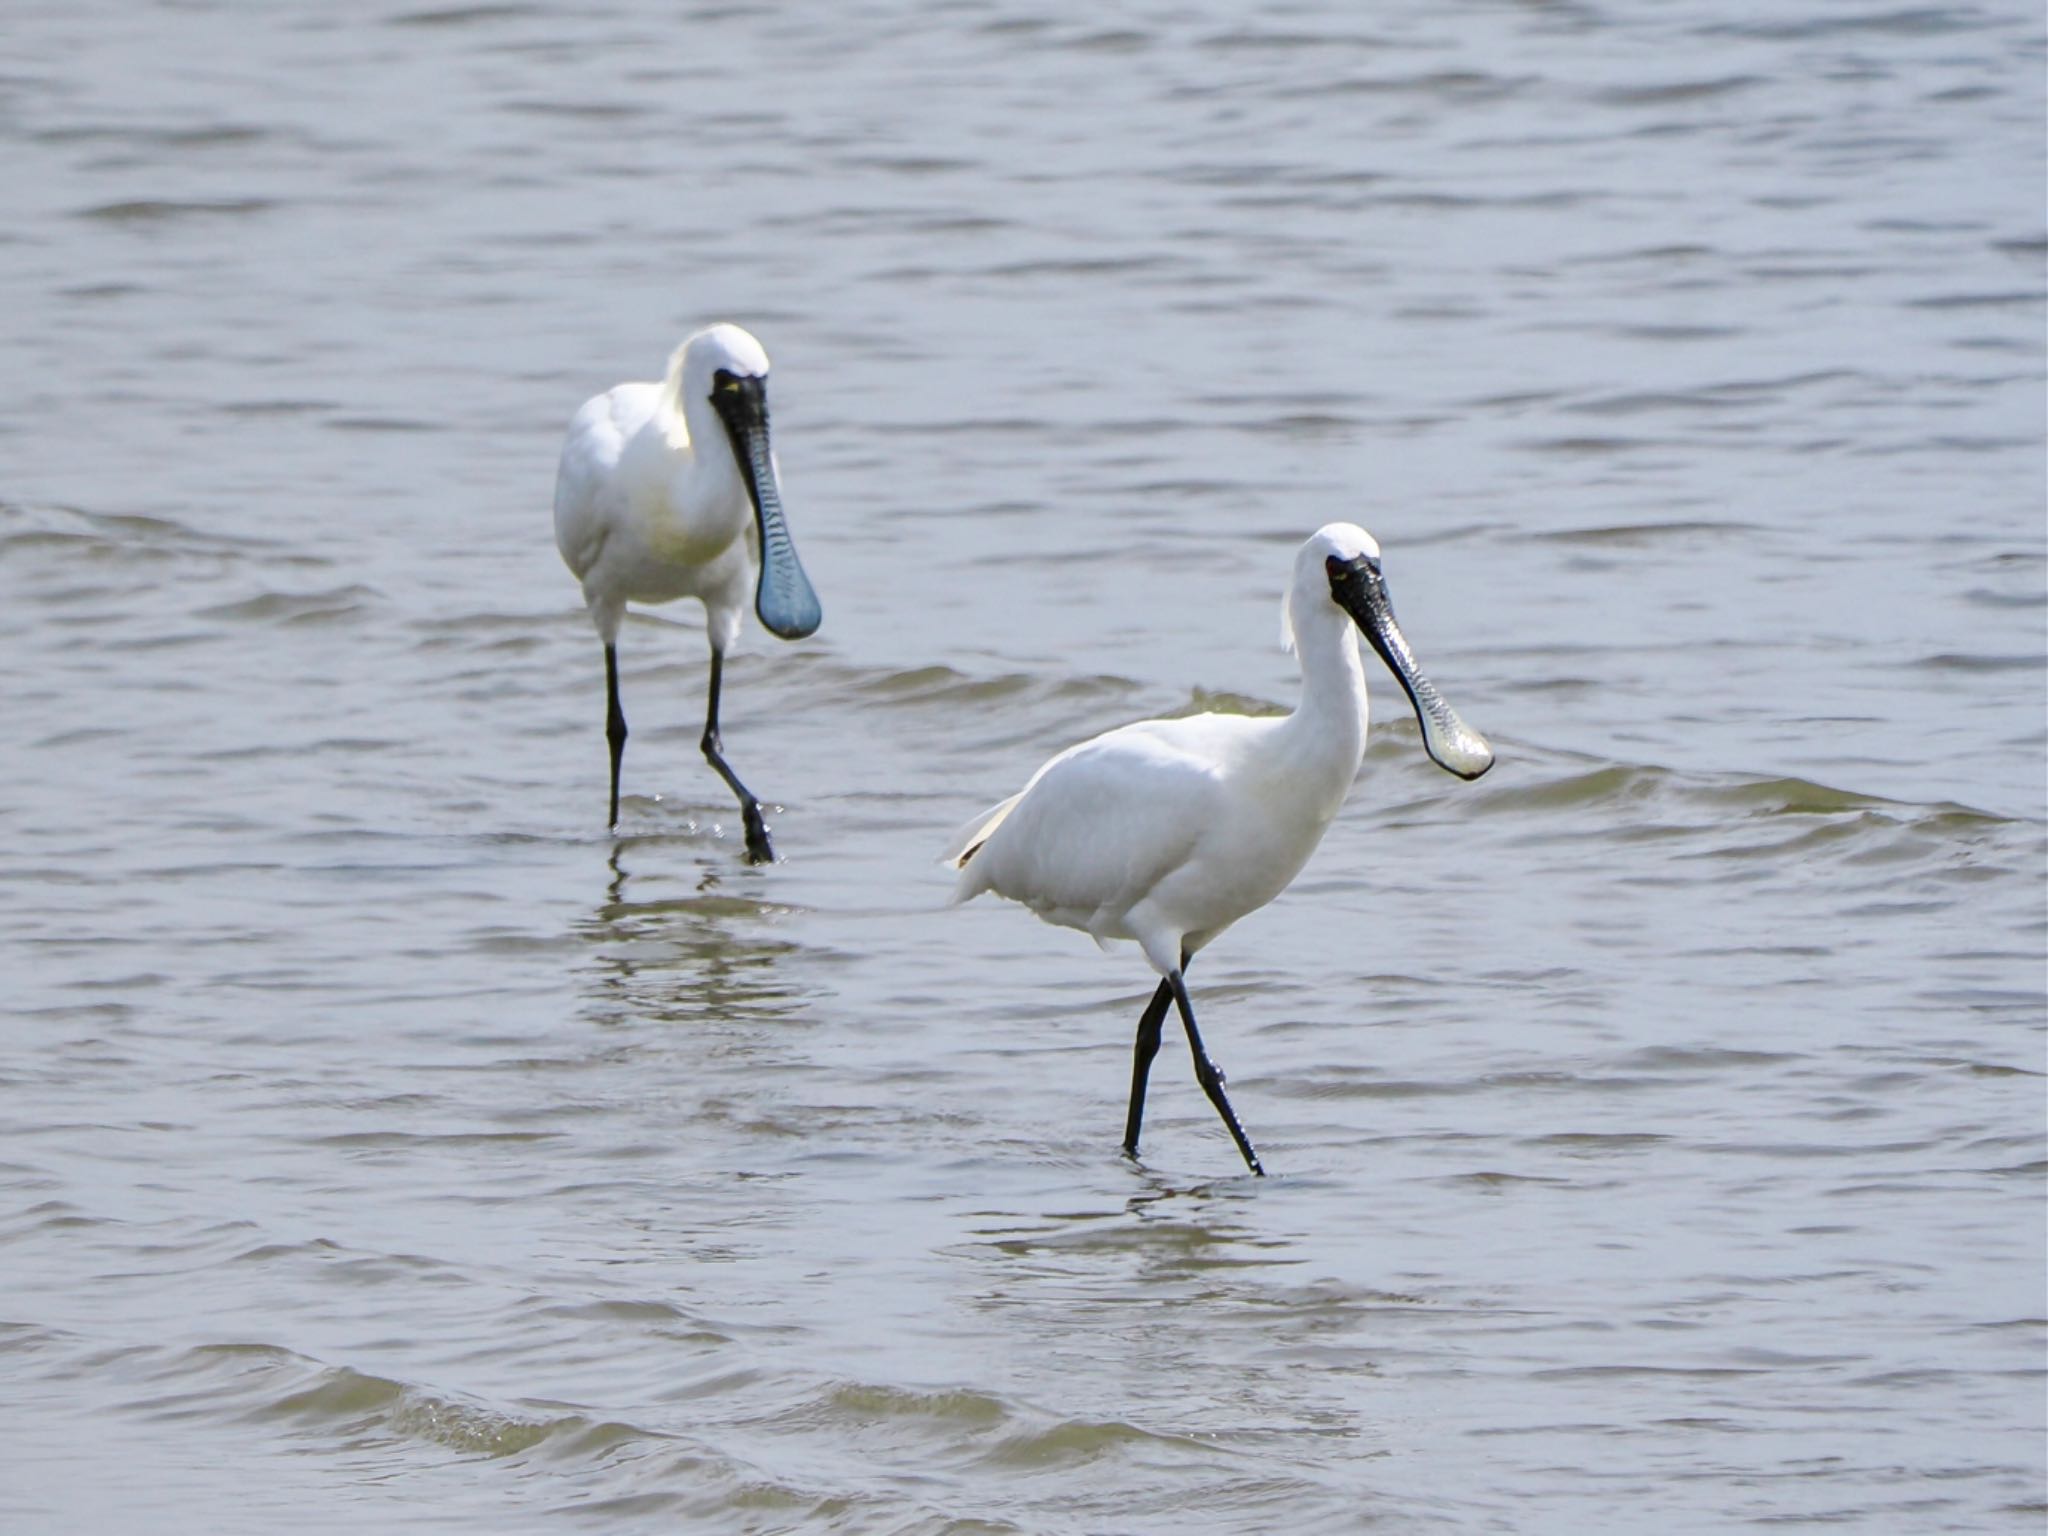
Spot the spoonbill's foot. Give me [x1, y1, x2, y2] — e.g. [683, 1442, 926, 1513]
[741, 805, 775, 864]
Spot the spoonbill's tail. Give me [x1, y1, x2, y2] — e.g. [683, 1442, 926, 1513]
[944, 791, 1024, 887]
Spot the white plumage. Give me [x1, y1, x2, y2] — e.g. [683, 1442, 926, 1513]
[948, 523, 1492, 1173]
[554, 323, 820, 860]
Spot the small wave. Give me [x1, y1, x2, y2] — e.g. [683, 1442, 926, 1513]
[387, 4, 537, 26]
[155, 123, 271, 148]
[870, 416, 1051, 437]
[1455, 753, 2038, 890]
[1619, 1045, 1800, 1072]
[1596, 75, 1763, 106]
[1052, 28, 1153, 55]
[322, 414, 442, 433]
[981, 256, 1174, 279]
[1442, 1170, 1573, 1189]
[1566, 371, 1861, 416]
[55, 280, 149, 300]
[837, 154, 981, 176]
[1236, 410, 1365, 438]
[910, 213, 1013, 235]
[1904, 290, 2045, 310]
[1612, 322, 1743, 341]
[845, 665, 1036, 707]
[1196, 28, 1367, 53]
[1520, 433, 1677, 455]
[267, 1368, 667, 1463]
[37, 121, 271, 150]
[1910, 651, 2044, 673]
[123, 1340, 685, 1467]
[1376, 188, 1593, 212]
[215, 398, 339, 417]
[802, 1378, 1237, 1476]
[502, 98, 652, 121]
[794, 659, 1142, 716]
[822, 1381, 1011, 1426]
[1164, 687, 1286, 719]
[1531, 520, 1763, 545]
[1473, 758, 2017, 829]
[193, 585, 382, 624]
[2, 502, 229, 550]
[76, 198, 276, 222]
[306, 1128, 562, 1150]
[1300, 69, 1535, 101]
[1572, 242, 1719, 266]
[1990, 233, 2046, 259]
[969, 1412, 1215, 1471]
[1696, 7, 1992, 40]
[1523, 1131, 1673, 1149]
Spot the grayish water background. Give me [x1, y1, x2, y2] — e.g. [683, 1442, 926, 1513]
[2, 1, 2043, 1530]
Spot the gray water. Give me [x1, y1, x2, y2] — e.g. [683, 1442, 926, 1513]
[2, 1, 2043, 1531]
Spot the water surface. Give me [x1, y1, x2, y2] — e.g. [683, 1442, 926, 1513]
[2, 1, 2043, 1531]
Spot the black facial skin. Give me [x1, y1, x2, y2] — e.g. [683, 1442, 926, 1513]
[1327, 551, 1405, 679]
[709, 367, 768, 440]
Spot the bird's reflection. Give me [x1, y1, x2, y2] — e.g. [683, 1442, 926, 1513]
[605, 839, 629, 906]
[956, 1187, 1283, 1311]
[577, 836, 807, 1030]
[1122, 1169, 1265, 1218]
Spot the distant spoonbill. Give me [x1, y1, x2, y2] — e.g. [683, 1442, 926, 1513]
[554, 324, 821, 860]
[945, 524, 1493, 1174]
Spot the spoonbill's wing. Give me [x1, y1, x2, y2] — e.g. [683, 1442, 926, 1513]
[952, 723, 1223, 919]
[552, 385, 657, 582]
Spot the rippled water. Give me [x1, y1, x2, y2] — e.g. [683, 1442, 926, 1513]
[3, 1, 2043, 1530]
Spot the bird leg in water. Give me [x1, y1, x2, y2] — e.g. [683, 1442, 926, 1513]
[1122, 947, 1193, 1160]
[1167, 971, 1265, 1176]
[1122, 978, 1173, 1159]
[604, 643, 628, 831]
[700, 649, 774, 864]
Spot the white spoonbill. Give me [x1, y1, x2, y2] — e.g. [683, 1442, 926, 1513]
[554, 324, 821, 861]
[945, 523, 1493, 1175]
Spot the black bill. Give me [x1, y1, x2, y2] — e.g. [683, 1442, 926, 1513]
[1327, 553, 1494, 780]
[713, 370, 822, 641]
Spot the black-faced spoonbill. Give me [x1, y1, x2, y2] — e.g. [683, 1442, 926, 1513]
[945, 524, 1493, 1175]
[554, 324, 821, 860]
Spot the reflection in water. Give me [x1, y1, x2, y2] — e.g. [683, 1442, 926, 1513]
[961, 1174, 1289, 1290]
[606, 840, 627, 908]
[577, 839, 809, 1030]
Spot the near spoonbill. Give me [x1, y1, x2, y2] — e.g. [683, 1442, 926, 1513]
[554, 324, 822, 861]
[945, 524, 1493, 1175]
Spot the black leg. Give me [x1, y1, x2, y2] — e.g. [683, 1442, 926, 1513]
[700, 649, 774, 864]
[604, 643, 628, 831]
[1167, 970, 1265, 1176]
[1123, 947, 1193, 1161]
[1121, 979, 1173, 1159]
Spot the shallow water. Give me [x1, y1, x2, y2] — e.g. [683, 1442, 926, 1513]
[2, 1, 2044, 1531]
